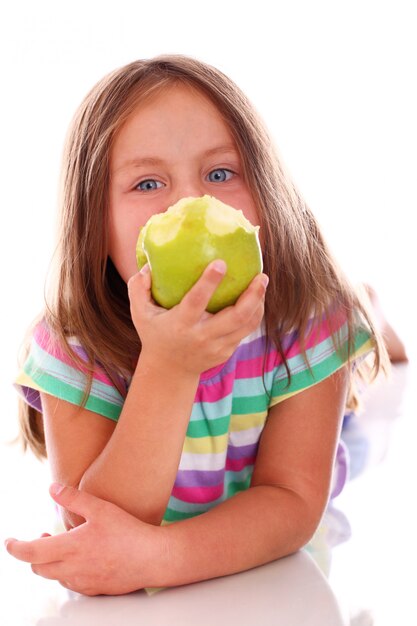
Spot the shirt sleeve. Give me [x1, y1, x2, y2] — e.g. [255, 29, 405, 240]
[268, 308, 374, 407]
[14, 321, 126, 421]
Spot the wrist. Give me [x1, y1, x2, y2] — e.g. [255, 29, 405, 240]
[137, 347, 202, 382]
[136, 522, 182, 590]
[150, 522, 187, 588]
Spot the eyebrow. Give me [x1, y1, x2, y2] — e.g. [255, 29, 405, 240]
[114, 144, 239, 173]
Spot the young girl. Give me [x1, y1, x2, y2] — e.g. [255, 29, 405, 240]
[6, 55, 389, 596]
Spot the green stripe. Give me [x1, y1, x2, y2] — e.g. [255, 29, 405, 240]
[163, 507, 202, 522]
[226, 474, 252, 498]
[271, 330, 370, 399]
[186, 414, 230, 438]
[23, 367, 121, 421]
[231, 393, 270, 414]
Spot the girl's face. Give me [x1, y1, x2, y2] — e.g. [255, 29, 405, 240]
[108, 84, 259, 282]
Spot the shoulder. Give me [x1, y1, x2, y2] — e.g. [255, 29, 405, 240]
[269, 305, 373, 405]
[15, 318, 128, 421]
[280, 305, 373, 360]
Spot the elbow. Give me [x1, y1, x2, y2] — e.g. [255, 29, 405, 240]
[273, 486, 328, 556]
[282, 515, 320, 557]
[296, 513, 322, 550]
[291, 480, 334, 550]
[291, 498, 328, 553]
[58, 498, 166, 530]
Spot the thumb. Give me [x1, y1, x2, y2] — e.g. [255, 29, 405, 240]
[49, 483, 106, 521]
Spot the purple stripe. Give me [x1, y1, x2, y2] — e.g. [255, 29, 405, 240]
[227, 442, 259, 460]
[200, 327, 299, 386]
[20, 386, 42, 412]
[174, 468, 225, 488]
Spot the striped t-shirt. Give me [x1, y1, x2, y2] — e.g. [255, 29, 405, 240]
[15, 311, 373, 522]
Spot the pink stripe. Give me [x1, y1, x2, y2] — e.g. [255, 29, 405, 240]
[171, 484, 224, 504]
[195, 368, 235, 403]
[196, 311, 348, 404]
[234, 312, 347, 376]
[235, 349, 281, 379]
[286, 311, 347, 359]
[34, 323, 114, 386]
[225, 456, 256, 472]
[196, 350, 281, 404]
[200, 363, 227, 381]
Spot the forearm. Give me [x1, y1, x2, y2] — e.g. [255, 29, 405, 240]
[5, 484, 322, 596]
[155, 485, 321, 589]
[74, 354, 199, 526]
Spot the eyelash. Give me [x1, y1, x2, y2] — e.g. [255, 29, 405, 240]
[134, 168, 236, 192]
[207, 168, 235, 183]
[135, 179, 164, 192]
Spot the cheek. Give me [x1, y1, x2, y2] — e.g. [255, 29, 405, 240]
[237, 196, 263, 251]
[239, 197, 260, 228]
[226, 186, 259, 227]
[108, 211, 141, 282]
[245, 207, 260, 227]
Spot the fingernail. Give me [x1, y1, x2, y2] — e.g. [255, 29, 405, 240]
[261, 275, 269, 288]
[212, 260, 227, 274]
[50, 483, 65, 496]
[140, 263, 150, 275]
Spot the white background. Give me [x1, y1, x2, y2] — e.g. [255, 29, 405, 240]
[1, 0, 415, 478]
[0, 3, 416, 623]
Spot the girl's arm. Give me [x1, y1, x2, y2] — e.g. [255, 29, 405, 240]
[163, 366, 348, 586]
[41, 261, 267, 529]
[6, 368, 347, 595]
[40, 358, 199, 529]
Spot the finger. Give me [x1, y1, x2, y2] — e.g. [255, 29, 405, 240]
[224, 298, 266, 346]
[231, 273, 269, 325]
[31, 562, 87, 594]
[4, 533, 52, 563]
[234, 272, 269, 306]
[49, 483, 108, 521]
[32, 561, 67, 581]
[179, 260, 227, 322]
[207, 272, 268, 336]
[212, 296, 266, 355]
[5, 533, 71, 564]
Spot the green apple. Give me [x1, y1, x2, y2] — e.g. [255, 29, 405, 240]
[136, 195, 263, 313]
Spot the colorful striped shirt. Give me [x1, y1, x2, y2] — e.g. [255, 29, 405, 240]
[15, 311, 373, 522]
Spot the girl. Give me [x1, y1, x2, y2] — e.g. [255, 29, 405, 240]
[6, 55, 389, 595]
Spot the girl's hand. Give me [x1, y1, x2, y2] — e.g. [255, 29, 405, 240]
[5, 484, 167, 596]
[128, 260, 268, 375]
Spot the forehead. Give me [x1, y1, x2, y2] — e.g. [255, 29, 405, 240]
[123, 82, 228, 126]
[111, 84, 237, 166]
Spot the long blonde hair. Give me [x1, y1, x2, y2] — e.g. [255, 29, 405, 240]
[19, 55, 387, 458]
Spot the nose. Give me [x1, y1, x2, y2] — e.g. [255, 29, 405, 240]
[169, 179, 206, 207]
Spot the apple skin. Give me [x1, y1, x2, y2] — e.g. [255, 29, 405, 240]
[136, 195, 263, 313]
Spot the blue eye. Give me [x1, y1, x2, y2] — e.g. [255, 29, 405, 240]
[207, 168, 234, 183]
[136, 179, 164, 192]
